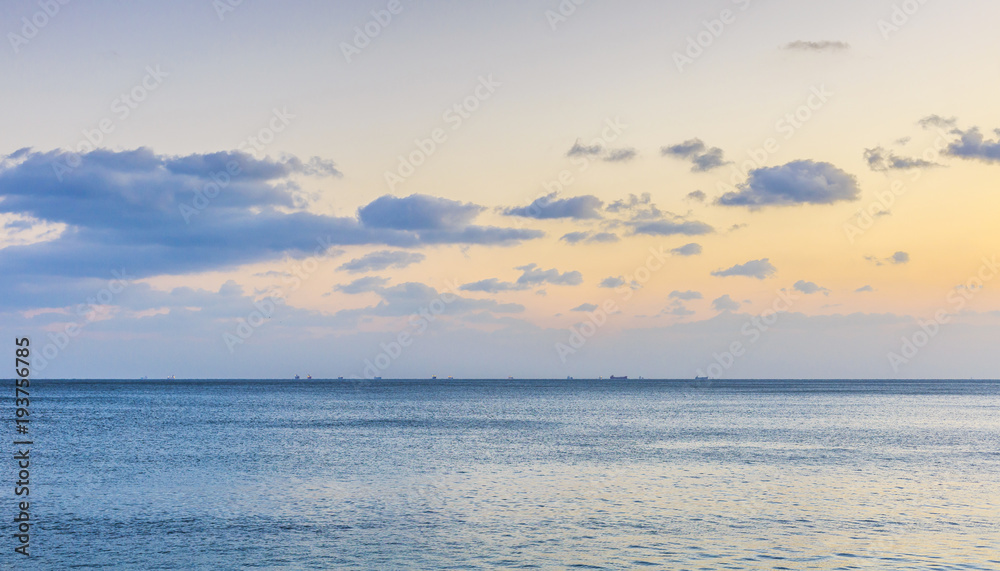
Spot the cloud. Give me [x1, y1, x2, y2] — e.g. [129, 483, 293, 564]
[560, 231, 619, 244]
[685, 190, 707, 202]
[505, 193, 603, 220]
[599, 277, 625, 289]
[944, 128, 1000, 163]
[0, 149, 542, 281]
[670, 243, 702, 256]
[567, 140, 603, 157]
[918, 115, 957, 130]
[781, 40, 850, 52]
[855, 285, 874, 293]
[864, 147, 940, 171]
[661, 138, 730, 172]
[711, 258, 777, 280]
[337, 250, 425, 273]
[665, 302, 695, 317]
[712, 294, 741, 312]
[603, 148, 637, 163]
[460, 264, 583, 293]
[865, 251, 910, 266]
[358, 194, 483, 230]
[794, 280, 831, 295]
[571, 303, 599, 312]
[632, 219, 713, 237]
[334, 282, 525, 323]
[716, 160, 860, 208]
[669, 290, 702, 300]
[606, 193, 652, 214]
[335, 276, 390, 294]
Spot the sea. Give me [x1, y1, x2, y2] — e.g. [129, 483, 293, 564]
[9, 378, 1000, 569]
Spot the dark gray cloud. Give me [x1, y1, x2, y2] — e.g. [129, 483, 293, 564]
[944, 128, 1000, 163]
[781, 40, 850, 52]
[671, 243, 702, 256]
[337, 250, 425, 274]
[460, 264, 583, 293]
[712, 295, 741, 311]
[711, 258, 777, 280]
[856, 285, 874, 293]
[864, 147, 940, 171]
[566, 140, 637, 163]
[794, 280, 830, 295]
[505, 193, 603, 220]
[606, 193, 652, 214]
[661, 138, 730, 172]
[717, 160, 860, 208]
[567, 140, 603, 157]
[335, 276, 390, 294]
[0, 149, 541, 282]
[571, 303, 599, 312]
[669, 290, 702, 300]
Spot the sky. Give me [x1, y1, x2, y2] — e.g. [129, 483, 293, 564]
[2, 0, 1000, 379]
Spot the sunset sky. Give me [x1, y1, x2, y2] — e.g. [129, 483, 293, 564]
[3, 0, 999, 379]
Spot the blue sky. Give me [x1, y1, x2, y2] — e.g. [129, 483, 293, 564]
[3, 0, 1000, 378]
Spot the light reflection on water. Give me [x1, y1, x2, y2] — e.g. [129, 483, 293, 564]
[24, 379, 1000, 569]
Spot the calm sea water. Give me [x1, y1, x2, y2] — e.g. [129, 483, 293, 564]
[9, 379, 1000, 569]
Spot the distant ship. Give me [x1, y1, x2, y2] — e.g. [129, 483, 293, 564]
[306, 375, 312, 379]
[294, 375, 300, 379]
[566, 376, 574, 380]
[610, 375, 627, 380]
[695, 376, 709, 381]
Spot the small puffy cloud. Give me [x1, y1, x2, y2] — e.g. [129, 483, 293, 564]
[505, 193, 604, 220]
[781, 40, 850, 52]
[865, 251, 910, 266]
[604, 148, 637, 163]
[918, 115, 957, 130]
[794, 280, 831, 295]
[711, 258, 777, 280]
[599, 277, 625, 289]
[864, 147, 940, 171]
[856, 285, 874, 293]
[712, 295, 741, 311]
[685, 190, 707, 202]
[606, 193, 652, 213]
[671, 243, 702, 256]
[666, 303, 695, 317]
[661, 138, 730, 172]
[716, 160, 860, 208]
[670, 290, 702, 300]
[567, 140, 603, 157]
[459, 278, 513, 294]
[338, 250, 425, 273]
[335, 276, 390, 294]
[358, 194, 482, 231]
[571, 303, 599, 312]
[944, 128, 1000, 163]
